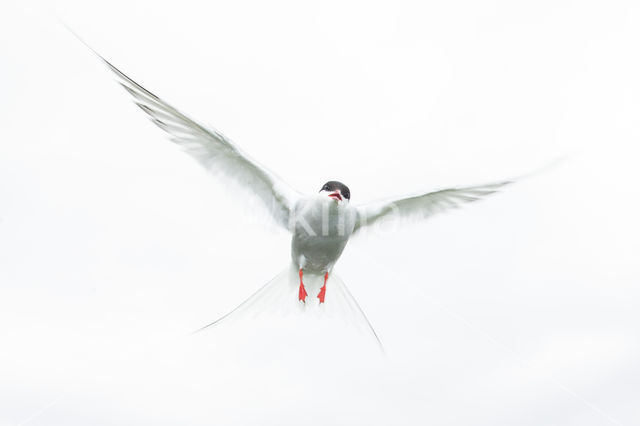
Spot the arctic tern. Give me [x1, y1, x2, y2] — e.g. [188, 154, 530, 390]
[78, 40, 516, 342]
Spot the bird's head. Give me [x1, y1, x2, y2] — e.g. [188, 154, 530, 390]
[319, 181, 351, 204]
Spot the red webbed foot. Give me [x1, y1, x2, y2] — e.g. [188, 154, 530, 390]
[298, 268, 308, 302]
[317, 272, 329, 304]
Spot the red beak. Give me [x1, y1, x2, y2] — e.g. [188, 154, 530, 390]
[328, 191, 342, 201]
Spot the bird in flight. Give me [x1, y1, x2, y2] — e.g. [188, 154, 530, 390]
[76, 37, 514, 344]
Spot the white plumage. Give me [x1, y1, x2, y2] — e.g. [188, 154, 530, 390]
[78, 38, 514, 346]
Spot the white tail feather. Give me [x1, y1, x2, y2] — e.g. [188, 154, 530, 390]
[193, 264, 382, 349]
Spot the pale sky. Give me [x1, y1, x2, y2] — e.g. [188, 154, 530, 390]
[1, 0, 639, 425]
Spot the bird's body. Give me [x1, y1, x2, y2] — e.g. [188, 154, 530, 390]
[75, 35, 518, 343]
[291, 194, 355, 273]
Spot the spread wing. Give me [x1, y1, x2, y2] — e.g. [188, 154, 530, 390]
[91, 48, 301, 230]
[353, 180, 512, 233]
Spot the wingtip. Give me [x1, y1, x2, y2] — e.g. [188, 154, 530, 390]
[61, 21, 95, 54]
[513, 155, 572, 182]
[189, 320, 220, 336]
[61, 22, 117, 71]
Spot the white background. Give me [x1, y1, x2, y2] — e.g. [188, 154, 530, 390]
[1, 0, 639, 425]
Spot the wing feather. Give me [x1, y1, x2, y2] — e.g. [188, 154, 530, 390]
[90, 48, 300, 229]
[354, 180, 512, 232]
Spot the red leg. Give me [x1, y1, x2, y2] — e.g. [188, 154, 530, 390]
[298, 268, 308, 302]
[317, 272, 328, 303]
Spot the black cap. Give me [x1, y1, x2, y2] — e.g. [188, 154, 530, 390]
[320, 181, 350, 200]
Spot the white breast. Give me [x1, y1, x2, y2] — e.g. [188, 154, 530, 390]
[289, 195, 356, 272]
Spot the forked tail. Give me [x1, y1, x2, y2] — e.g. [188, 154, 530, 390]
[193, 264, 382, 349]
